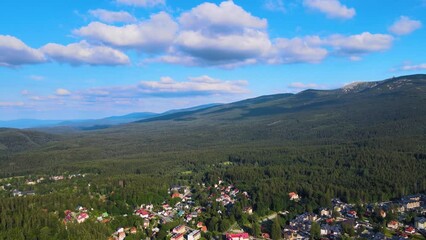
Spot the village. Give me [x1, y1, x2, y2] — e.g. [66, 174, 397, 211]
[1, 175, 426, 240]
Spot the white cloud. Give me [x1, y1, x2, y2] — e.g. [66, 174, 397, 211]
[116, 0, 165, 7]
[175, 29, 271, 65]
[21, 90, 30, 96]
[264, 0, 286, 13]
[389, 16, 422, 35]
[303, 0, 355, 19]
[89, 9, 136, 23]
[267, 36, 328, 64]
[325, 32, 393, 58]
[41, 41, 130, 66]
[179, 1, 267, 32]
[401, 63, 426, 71]
[74, 12, 177, 53]
[150, 1, 271, 68]
[0, 35, 46, 67]
[138, 75, 249, 95]
[56, 88, 71, 96]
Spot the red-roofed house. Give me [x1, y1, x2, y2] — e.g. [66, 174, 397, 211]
[288, 192, 300, 201]
[347, 210, 357, 218]
[387, 220, 399, 230]
[77, 213, 89, 223]
[136, 209, 149, 218]
[226, 232, 250, 240]
[405, 226, 415, 234]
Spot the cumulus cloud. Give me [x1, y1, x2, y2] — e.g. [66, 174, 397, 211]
[146, 1, 271, 68]
[267, 36, 328, 64]
[303, 0, 355, 19]
[174, 29, 271, 66]
[0, 35, 46, 67]
[138, 75, 249, 96]
[389, 16, 422, 35]
[89, 9, 136, 23]
[116, 0, 165, 7]
[179, 1, 267, 32]
[325, 32, 393, 58]
[401, 63, 426, 71]
[74, 12, 177, 53]
[56, 88, 71, 96]
[41, 41, 130, 66]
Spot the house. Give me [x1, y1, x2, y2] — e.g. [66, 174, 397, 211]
[243, 206, 253, 215]
[77, 213, 89, 223]
[387, 220, 399, 230]
[12, 189, 35, 197]
[320, 224, 341, 236]
[415, 217, 426, 230]
[401, 199, 421, 210]
[135, 209, 149, 218]
[188, 230, 201, 240]
[117, 232, 126, 240]
[143, 219, 150, 228]
[283, 231, 302, 240]
[172, 225, 186, 234]
[347, 210, 357, 218]
[130, 227, 137, 234]
[405, 226, 415, 234]
[171, 233, 184, 240]
[289, 192, 300, 201]
[171, 192, 182, 199]
[226, 232, 250, 240]
[320, 208, 332, 217]
[197, 222, 204, 228]
[261, 233, 270, 239]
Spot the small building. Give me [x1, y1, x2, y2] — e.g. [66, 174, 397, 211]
[387, 220, 399, 230]
[415, 217, 426, 230]
[171, 233, 184, 240]
[405, 226, 415, 234]
[226, 232, 250, 240]
[320, 208, 331, 217]
[187, 230, 201, 240]
[135, 209, 150, 218]
[288, 192, 300, 201]
[172, 225, 186, 234]
[77, 213, 89, 223]
[347, 210, 357, 218]
[243, 206, 253, 215]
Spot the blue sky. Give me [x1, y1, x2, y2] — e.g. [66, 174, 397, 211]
[0, 0, 425, 120]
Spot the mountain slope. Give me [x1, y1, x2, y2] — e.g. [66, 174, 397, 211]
[1, 74, 425, 175]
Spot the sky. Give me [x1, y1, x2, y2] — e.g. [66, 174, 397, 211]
[0, 0, 425, 120]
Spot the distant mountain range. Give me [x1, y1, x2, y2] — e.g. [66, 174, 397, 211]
[0, 103, 220, 130]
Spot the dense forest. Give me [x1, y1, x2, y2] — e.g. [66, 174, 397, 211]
[0, 74, 425, 239]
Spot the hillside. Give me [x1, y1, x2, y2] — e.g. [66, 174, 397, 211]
[0, 128, 58, 152]
[0, 74, 425, 204]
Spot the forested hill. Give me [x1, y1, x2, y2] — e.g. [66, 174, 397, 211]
[0, 74, 425, 204]
[138, 74, 426, 123]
